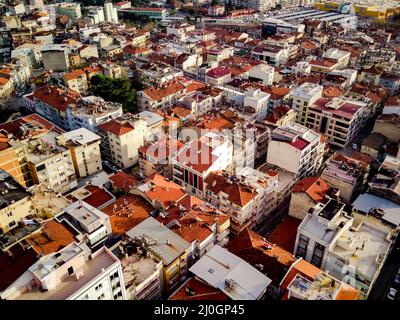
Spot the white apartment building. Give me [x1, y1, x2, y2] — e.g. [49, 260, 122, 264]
[26, 132, 78, 194]
[294, 199, 392, 299]
[98, 115, 148, 169]
[290, 82, 323, 125]
[237, 167, 278, 225]
[66, 96, 123, 132]
[322, 48, 351, 70]
[267, 122, 325, 179]
[86, 6, 105, 24]
[172, 132, 233, 199]
[56, 128, 102, 178]
[243, 87, 270, 121]
[248, 63, 274, 85]
[61, 201, 112, 249]
[251, 44, 290, 66]
[1, 242, 126, 300]
[104, 0, 118, 23]
[305, 97, 367, 148]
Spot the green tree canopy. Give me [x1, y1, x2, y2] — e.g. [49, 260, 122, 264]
[91, 74, 137, 113]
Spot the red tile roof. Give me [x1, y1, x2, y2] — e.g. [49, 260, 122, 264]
[83, 185, 115, 209]
[98, 119, 135, 136]
[292, 177, 331, 203]
[206, 66, 231, 78]
[32, 85, 79, 112]
[27, 220, 77, 255]
[102, 195, 152, 235]
[205, 171, 258, 207]
[109, 171, 138, 192]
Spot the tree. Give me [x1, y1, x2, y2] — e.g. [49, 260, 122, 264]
[91, 74, 138, 113]
[211, 0, 220, 5]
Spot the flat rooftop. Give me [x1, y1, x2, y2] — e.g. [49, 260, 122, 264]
[17, 246, 116, 300]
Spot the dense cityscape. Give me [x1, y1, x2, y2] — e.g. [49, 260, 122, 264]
[0, 0, 400, 303]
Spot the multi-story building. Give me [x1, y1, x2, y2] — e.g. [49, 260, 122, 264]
[204, 170, 259, 235]
[290, 82, 323, 125]
[322, 48, 351, 70]
[267, 123, 325, 179]
[289, 176, 336, 221]
[1, 242, 126, 300]
[251, 44, 290, 66]
[172, 132, 233, 198]
[63, 69, 89, 95]
[97, 114, 147, 169]
[138, 138, 184, 179]
[60, 201, 112, 249]
[56, 128, 102, 178]
[55, 3, 82, 23]
[126, 217, 191, 296]
[25, 131, 77, 194]
[189, 245, 272, 300]
[294, 199, 392, 299]
[0, 170, 33, 235]
[321, 152, 370, 203]
[41, 44, 71, 72]
[104, 0, 118, 23]
[27, 86, 123, 132]
[109, 239, 163, 300]
[305, 97, 367, 148]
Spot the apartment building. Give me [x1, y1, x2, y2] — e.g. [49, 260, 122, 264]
[172, 132, 233, 198]
[205, 66, 232, 86]
[138, 138, 184, 179]
[294, 199, 392, 299]
[138, 77, 206, 111]
[322, 48, 351, 70]
[63, 69, 89, 95]
[204, 170, 259, 236]
[25, 131, 77, 194]
[126, 217, 191, 296]
[321, 152, 370, 203]
[56, 128, 102, 178]
[109, 239, 163, 300]
[0, 170, 33, 235]
[189, 245, 272, 300]
[290, 82, 323, 125]
[97, 114, 147, 169]
[251, 44, 290, 66]
[267, 123, 325, 179]
[60, 201, 112, 249]
[1, 242, 126, 300]
[305, 97, 368, 148]
[41, 44, 71, 72]
[289, 177, 336, 221]
[55, 3, 82, 23]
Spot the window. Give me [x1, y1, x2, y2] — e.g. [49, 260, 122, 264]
[97, 293, 105, 300]
[311, 242, 325, 268]
[296, 234, 309, 258]
[67, 266, 74, 275]
[95, 283, 103, 291]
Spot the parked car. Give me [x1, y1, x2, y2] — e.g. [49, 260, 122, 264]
[387, 288, 397, 300]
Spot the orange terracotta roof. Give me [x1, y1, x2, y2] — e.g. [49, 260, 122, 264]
[138, 138, 184, 162]
[98, 119, 135, 136]
[323, 86, 344, 98]
[177, 140, 217, 174]
[170, 219, 213, 243]
[143, 81, 185, 101]
[32, 85, 79, 112]
[292, 177, 331, 202]
[335, 284, 361, 300]
[102, 195, 152, 235]
[109, 171, 138, 192]
[142, 173, 186, 209]
[0, 77, 10, 85]
[171, 106, 192, 118]
[83, 185, 114, 209]
[27, 220, 77, 255]
[63, 69, 86, 81]
[205, 171, 258, 207]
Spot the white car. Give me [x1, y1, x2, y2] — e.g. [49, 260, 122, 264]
[387, 288, 397, 300]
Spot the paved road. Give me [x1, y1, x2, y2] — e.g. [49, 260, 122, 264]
[368, 235, 400, 300]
